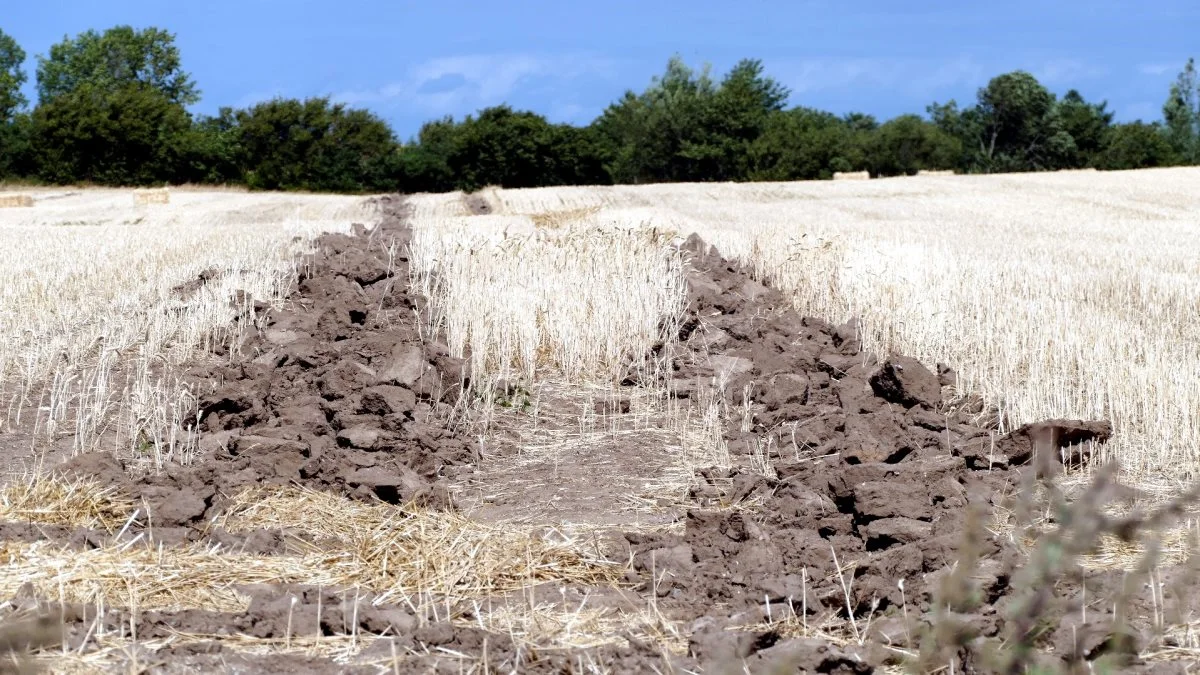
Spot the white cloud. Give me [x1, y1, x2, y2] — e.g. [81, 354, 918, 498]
[1122, 101, 1160, 122]
[234, 86, 288, 108]
[333, 53, 617, 113]
[781, 56, 985, 97]
[778, 56, 1115, 102]
[1032, 59, 1107, 85]
[547, 101, 587, 122]
[912, 58, 989, 92]
[1139, 62, 1178, 76]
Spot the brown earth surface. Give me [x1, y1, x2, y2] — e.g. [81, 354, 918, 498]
[618, 236, 1198, 672]
[0, 197, 1196, 672]
[56, 197, 475, 528]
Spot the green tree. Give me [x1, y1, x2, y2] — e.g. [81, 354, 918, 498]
[235, 97, 399, 192]
[0, 28, 26, 122]
[424, 106, 606, 191]
[688, 58, 790, 180]
[749, 107, 866, 180]
[931, 71, 1075, 172]
[590, 91, 650, 183]
[592, 56, 718, 183]
[37, 26, 199, 105]
[546, 123, 609, 187]
[185, 107, 243, 184]
[867, 114, 961, 176]
[0, 113, 33, 179]
[1055, 89, 1114, 168]
[842, 112, 879, 133]
[0, 29, 29, 179]
[28, 25, 200, 186]
[1099, 122, 1178, 170]
[32, 82, 192, 185]
[975, 71, 1074, 171]
[1163, 57, 1200, 164]
[398, 117, 458, 193]
[592, 56, 795, 183]
[927, 100, 976, 171]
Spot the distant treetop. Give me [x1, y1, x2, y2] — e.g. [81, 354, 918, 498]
[36, 26, 199, 106]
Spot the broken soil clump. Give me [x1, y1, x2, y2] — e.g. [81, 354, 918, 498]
[55, 196, 476, 535]
[619, 234, 1192, 672]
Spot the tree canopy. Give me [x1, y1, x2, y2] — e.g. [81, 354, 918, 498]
[32, 81, 192, 185]
[234, 97, 400, 192]
[0, 27, 1196, 190]
[0, 28, 26, 122]
[1163, 58, 1200, 164]
[36, 26, 199, 105]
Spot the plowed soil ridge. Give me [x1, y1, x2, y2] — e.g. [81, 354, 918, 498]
[56, 195, 476, 537]
[620, 234, 1193, 672]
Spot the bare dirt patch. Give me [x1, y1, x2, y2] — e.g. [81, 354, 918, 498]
[462, 192, 493, 215]
[452, 383, 722, 530]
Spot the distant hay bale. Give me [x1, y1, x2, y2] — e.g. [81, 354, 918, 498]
[833, 171, 870, 181]
[529, 205, 602, 229]
[134, 188, 170, 205]
[0, 194, 34, 208]
[917, 169, 956, 176]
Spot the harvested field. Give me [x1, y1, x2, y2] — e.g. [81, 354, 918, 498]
[1, 172, 1200, 672]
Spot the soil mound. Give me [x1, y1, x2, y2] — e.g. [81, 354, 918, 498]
[462, 192, 493, 215]
[619, 234, 1177, 671]
[57, 195, 476, 531]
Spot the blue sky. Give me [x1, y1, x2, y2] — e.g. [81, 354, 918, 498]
[5, 0, 1196, 139]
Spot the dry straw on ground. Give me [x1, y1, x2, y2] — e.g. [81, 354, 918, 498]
[219, 486, 623, 604]
[409, 216, 687, 384]
[528, 205, 601, 229]
[0, 194, 33, 208]
[0, 485, 620, 614]
[0, 477, 132, 532]
[133, 188, 170, 205]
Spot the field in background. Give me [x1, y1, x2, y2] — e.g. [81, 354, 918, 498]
[409, 167, 1200, 486]
[0, 188, 376, 474]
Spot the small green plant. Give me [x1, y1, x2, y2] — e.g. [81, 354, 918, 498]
[908, 431, 1200, 674]
[134, 430, 154, 456]
[495, 385, 532, 412]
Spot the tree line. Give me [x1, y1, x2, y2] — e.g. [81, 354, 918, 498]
[1, 26, 1199, 193]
